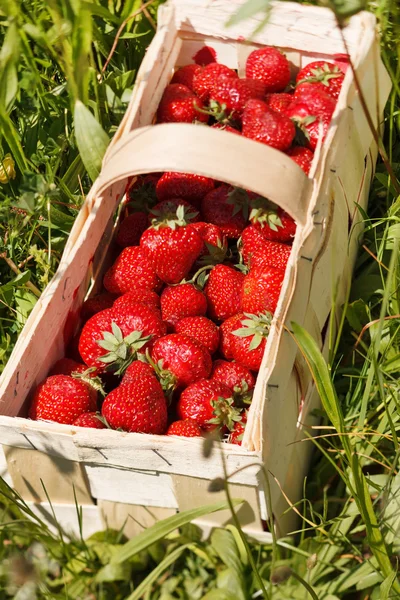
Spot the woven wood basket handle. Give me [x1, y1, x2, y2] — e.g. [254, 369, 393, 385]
[96, 123, 312, 226]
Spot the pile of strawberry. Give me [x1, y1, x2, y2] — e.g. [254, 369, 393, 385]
[29, 47, 346, 445]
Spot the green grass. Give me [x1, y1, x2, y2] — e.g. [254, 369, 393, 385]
[0, 0, 400, 598]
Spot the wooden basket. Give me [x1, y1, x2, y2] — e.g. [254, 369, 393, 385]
[0, 0, 391, 541]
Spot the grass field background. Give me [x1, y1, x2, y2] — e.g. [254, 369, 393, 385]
[0, 0, 399, 598]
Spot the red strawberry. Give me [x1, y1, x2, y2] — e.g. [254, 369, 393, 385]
[103, 246, 162, 295]
[79, 304, 166, 373]
[201, 185, 250, 239]
[161, 283, 207, 326]
[177, 379, 241, 430]
[81, 293, 117, 322]
[242, 99, 295, 151]
[225, 312, 272, 371]
[229, 412, 247, 445]
[115, 212, 148, 248]
[250, 200, 296, 243]
[113, 289, 160, 313]
[149, 199, 199, 226]
[49, 358, 91, 377]
[242, 265, 285, 314]
[156, 172, 215, 208]
[286, 146, 314, 175]
[157, 84, 208, 123]
[121, 360, 158, 386]
[167, 419, 203, 437]
[245, 47, 291, 92]
[209, 77, 266, 119]
[220, 314, 243, 360]
[211, 359, 255, 396]
[204, 264, 244, 322]
[265, 92, 294, 113]
[239, 225, 271, 264]
[171, 64, 202, 90]
[243, 238, 292, 271]
[73, 412, 106, 429]
[296, 61, 344, 100]
[102, 378, 167, 434]
[190, 221, 227, 263]
[29, 375, 97, 425]
[151, 333, 212, 389]
[175, 316, 220, 354]
[48, 359, 101, 398]
[286, 87, 336, 150]
[192, 62, 238, 102]
[140, 207, 204, 285]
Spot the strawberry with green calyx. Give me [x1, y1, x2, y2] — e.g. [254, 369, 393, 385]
[112, 289, 160, 313]
[29, 375, 97, 425]
[242, 99, 295, 152]
[175, 316, 220, 355]
[140, 205, 204, 285]
[151, 333, 212, 389]
[167, 419, 203, 437]
[249, 198, 296, 243]
[79, 304, 166, 374]
[192, 62, 238, 102]
[160, 282, 207, 327]
[201, 185, 251, 239]
[171, 64, 202, 90]
[149, 199, 199, 226]
[286, 86, 336, 150]
[157, 83, 209, 124]
[204, 263, 245, 322]
[220, 314, 243, 360]
[211, 359, 255, 403]
[177, 379, 242, 431]
[189, 222, 228, 265]
[229, 411, 248, 445]
[115, 212, 148, 248]
[73, 412, 107, 429]
[208, 77, 266, 120]
[230, 312, 273, 371]
[286, 146, 314, 175]
[156, 172, 215, 208]
[245, 47, 291, 93]
[103, 246, 162, 295]
[296, 61, 344, 100]
[101, 375, 168, 435]
[242, 265, 285, 315]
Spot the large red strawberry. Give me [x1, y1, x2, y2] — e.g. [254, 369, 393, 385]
[140, 207, 204, 284]
[265, 92, 294, 114]
[246, 47, 291, 92]
[73, 412, 106, 429]
[171, 64, 202, 90]
[242, 265, 285, 314]
[177, 379, 241, 430]
[30, 375, 97, 425]
[239, 225, 270, 264]
[113, 289, 160, 313]
[115, 212, 148, 248]
[151, 333, 212, 389]
[79, 304, 166, 373]
[160, 283, 207, 326]
[204, 264, 244, 322]
[242, 99, 295, 151]
[296, 60, 344, 100]
[189, 221, 227, 264]
[149, 199, 199, 226]
[201, 185, 250, 239]
[157, 84, 208, 123]
[175, 316, 220, 354]
[243, 239, 292, 271]
[286, 86, 336, 150]
[81, 293, 117, 322]
[102, 377, 167, 434]
[250, 200, 296, 243]
[156, 172, 215, 208]
[167, 419, 203, 437]
[121, 360, 158, 386]
[229, 412, 247, 445]
[192, 62, 238, 101]
[209, 77, 266, 120]
[211, 359, 255, 396]
[286, 146, 314, 175]
[220, 312, 272, 371]
[103, 246, 162, 295]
